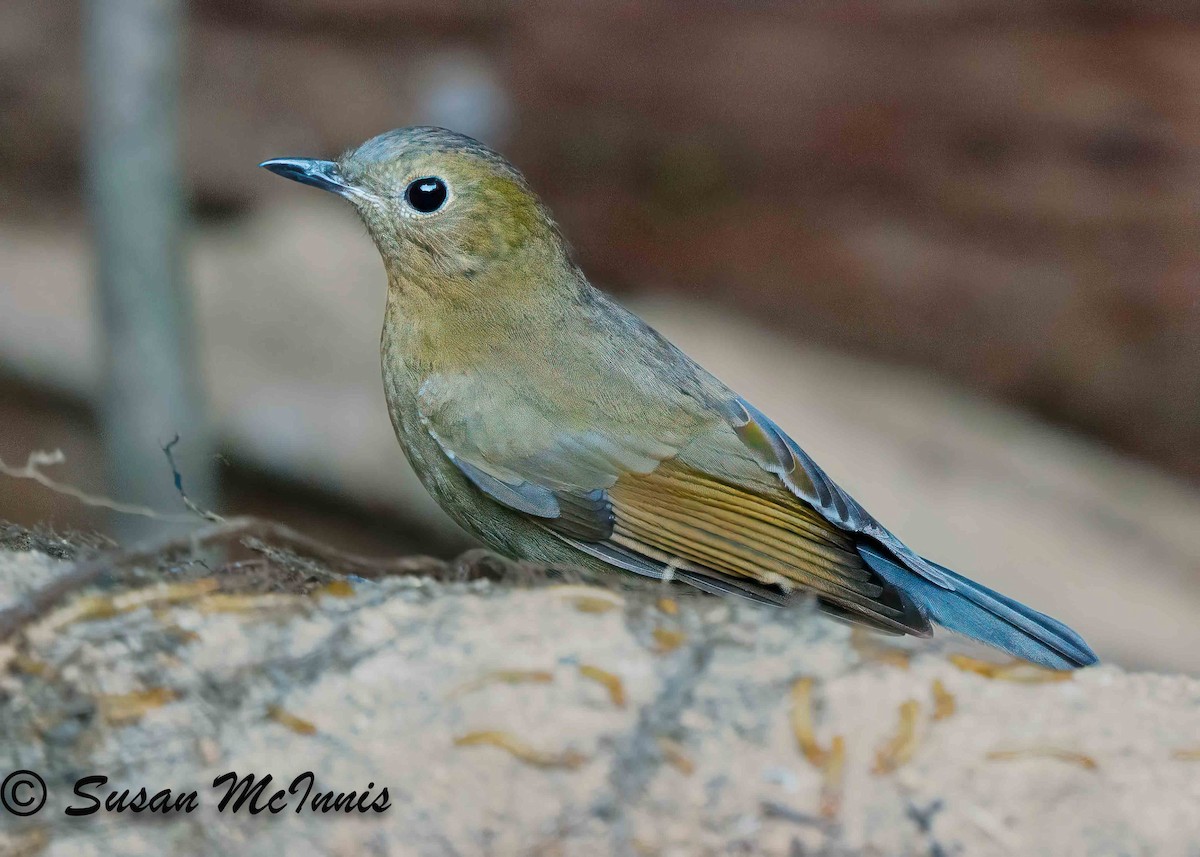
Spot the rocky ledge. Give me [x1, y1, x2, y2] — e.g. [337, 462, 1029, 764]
[0, 520, 1197, 856]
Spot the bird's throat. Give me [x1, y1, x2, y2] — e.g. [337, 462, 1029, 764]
[382, 265, 569, 377]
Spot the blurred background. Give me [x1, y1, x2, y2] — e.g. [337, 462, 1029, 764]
[1, 0, 1198, 671]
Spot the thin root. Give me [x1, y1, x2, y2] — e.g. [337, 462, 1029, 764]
[820, 735, 846, 819]
[873, 699, 921, 775]
[986, 748, 1097, 770]
[448, 669, 555, 699]
[267, 705, 318, 735]
[652, 627, 687, 653]
[99, 687, 179, 726]
[454, 730, 586, 769]
[578, 664, 626, 708]
[790, 677, 828, 767]
[932, 679, 956, 720]
[949, 654, 1073, 683]
[657, 737, 695, 775]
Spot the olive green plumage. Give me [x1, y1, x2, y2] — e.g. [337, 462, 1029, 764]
[260, 126, 1097, 670]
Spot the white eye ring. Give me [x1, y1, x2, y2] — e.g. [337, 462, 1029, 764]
[403, 176, 450, 215]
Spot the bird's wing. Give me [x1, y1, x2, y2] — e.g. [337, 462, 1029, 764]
[417, 373, 932, 635]
[719, 397, 957, 591]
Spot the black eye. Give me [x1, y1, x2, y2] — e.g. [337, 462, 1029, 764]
[404, 176, 448, 214]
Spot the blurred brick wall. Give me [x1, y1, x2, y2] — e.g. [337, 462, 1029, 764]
[2, 0, 1198, 479]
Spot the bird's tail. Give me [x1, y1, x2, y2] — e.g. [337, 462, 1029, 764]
[858, 544, 1097, 670]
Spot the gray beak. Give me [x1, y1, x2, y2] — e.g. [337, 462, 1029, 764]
[259, 158, 354, 197]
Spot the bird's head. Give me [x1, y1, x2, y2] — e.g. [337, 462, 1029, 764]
[261, 127, 571, 298]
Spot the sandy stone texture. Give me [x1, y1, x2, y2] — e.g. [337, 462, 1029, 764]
[1, 541, 1198, 856]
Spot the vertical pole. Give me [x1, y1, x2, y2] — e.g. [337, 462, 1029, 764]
[85, 0, 215, 539]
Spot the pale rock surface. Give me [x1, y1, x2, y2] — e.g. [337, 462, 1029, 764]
[1, 541, 1198, 856]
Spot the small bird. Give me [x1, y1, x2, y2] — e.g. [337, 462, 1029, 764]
[262, 127, 1096, 669]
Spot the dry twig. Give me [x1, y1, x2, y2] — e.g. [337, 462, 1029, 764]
[0, 516, 465, 644]
[0, 449, 193, 522]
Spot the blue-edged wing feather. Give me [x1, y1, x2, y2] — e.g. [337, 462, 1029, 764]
[724, 397, 957, 591]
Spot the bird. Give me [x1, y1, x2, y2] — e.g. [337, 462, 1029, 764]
[261, 126, 1097, 670]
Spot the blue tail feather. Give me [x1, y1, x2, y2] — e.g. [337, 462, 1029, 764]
[858, 544, 1098, 670]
